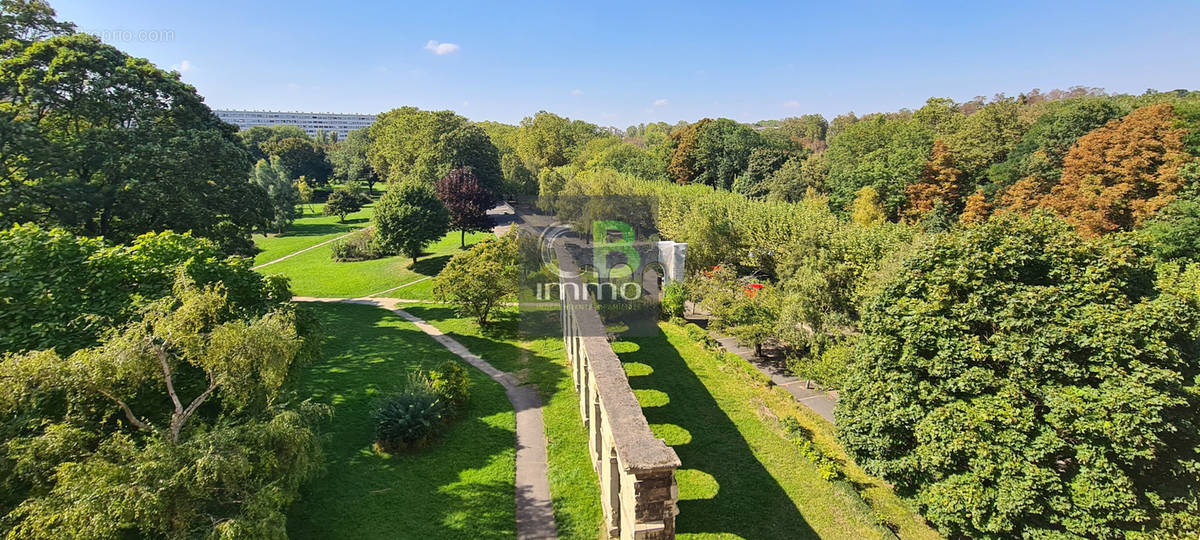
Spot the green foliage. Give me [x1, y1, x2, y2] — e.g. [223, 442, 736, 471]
[0, 32, 265, 246]
[328, 128, 380, 192]
[371, 181, 450, 264]
[368, 107, 502, 194]
[252, 157, 302, 234]
[516, 110, 603, 173]
[781, 417, 844, 481]
[825, 114, 933, 216]
[1142, 195, 1200, 261]
[660, 280, 687, 320]
[427, 360, 471, 412]
[838, 213, 1200, 538]
[0, 282, 325, 539]
[987, 97, 1127, 191]
[329, 228, 380, 262]
[374, 375, 448, 452]
[323, 188, 367, 223]
[432, 233, 518, 326]
[239, 124, 310, 161]
[261, 137, 333, 185]
[786, 344, 852, 390]
[670, 118, 766, 189]
[0, 224, 292, 355]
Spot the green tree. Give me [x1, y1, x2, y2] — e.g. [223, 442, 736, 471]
[296, 178, 314, 213]
[839, 213, 1200, 538]
[0, 282, 323, 539]
[238, 124, 310, 162]
[515, 111, 602, 173]
[328, 128, 380, 193]
[368, 107, 502, 194]
[849, 186, 886, 226]
[944, 97, 1027, 184]
[0, 0, 74, 47]
[252, 157, 301, 234]
[691, 118, 765, 190]
[0, 33, 267, 245]
[987, 97, 1126, 191]
[825, 114, 934, 216]
[433, 233, 518, 326]
[323, 188, 365, 223]
[734, 147, 796, 197]
[261, 137, 333, 185]
[372, 181, 450, 264]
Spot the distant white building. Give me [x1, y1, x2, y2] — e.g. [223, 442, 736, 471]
[213, 110, 377, 139]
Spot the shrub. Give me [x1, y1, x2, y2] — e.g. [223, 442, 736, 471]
[683, 323, 710, 346]
[785, 343, 852, 390]
[780, 417, 843, 481]
[374, 377, 448, 453]
[428, 361, 471, 413]
[660, 280, 687, 320]
[329, 229, 380, 262]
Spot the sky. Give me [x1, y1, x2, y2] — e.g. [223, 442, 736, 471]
[52, 0, 1200, 128]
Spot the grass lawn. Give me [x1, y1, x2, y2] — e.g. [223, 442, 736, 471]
[287, 302, 517, 539]
[402, 305, 604, 540]
[256, 215, 492, 297]
[615, 323, 942, 540]
[253, 205, 374, 267]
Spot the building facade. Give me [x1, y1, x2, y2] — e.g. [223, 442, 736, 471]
[213, 110, 377, 139]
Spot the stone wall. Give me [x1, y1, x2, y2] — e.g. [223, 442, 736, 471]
[557, 246, 681, 540]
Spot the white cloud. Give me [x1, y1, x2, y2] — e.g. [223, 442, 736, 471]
[172, 60, 193, 73]
[653, 98, 669, 107]
[570, 89, 584, 96]
[783, 99, 802, 108]
[424, 40, 460, 55]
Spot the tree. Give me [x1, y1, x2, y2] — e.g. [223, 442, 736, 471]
[432, 233, 517, 326]
[691, 118, 765, 190]
[435, 167, 493, 247]
[1044, 104, 1191, 236]
[944, 97, 1027, 183]
[734, 147, 796, 197]
[261, 137, 333, 185]
[238, 125, 310, 161]
[838, 213, 1200, 538]
[252, 157, 301, 234]
[1142, 196, 1200, 262]
[323, 188, 366, 223]
[667, 119, 708, 184]
[328, 128, 380, 193]
[372, 181, 450, 264]
[825, 114, 934, 216]
[0, 223, 293, 355]
[904, 139, 963, 220]
[0, 0, 74, 47]
[0, 282, 323, 539]
[0, 33, 267, 245]
[849, 187, 885, 226]
[296, 178, 314, 213]
[776, 114, 829, 150]
[515, 111, 602, 173]
[368, 107, 502, 194]
[958, 188, 991, 225]
[986, 97, 1126, 190]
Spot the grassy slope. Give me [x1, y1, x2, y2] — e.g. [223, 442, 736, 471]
[402, 305, 604, 540]
[287, 302, 516, 539]
[616, 323, 941, 540]
[254, 209, 492, 297]
[253, 205, 373, 267]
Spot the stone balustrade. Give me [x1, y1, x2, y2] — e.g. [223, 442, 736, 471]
[556, 246, 681, 540]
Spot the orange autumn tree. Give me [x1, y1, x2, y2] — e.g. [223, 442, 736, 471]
[959, 188, 992, 224]
[1042, 103, 1191, 236]
[905, 139, 963, 220]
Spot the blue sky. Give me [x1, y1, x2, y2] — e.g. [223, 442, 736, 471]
[52, 0, 1200, 128]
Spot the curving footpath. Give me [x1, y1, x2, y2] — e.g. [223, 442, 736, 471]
[293, 296, 558, 540]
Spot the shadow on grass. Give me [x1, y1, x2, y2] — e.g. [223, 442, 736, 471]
[285, 221, 358, 237]
[412, 254, 452, 276]
[619, 326, 819, 540]
[287, 302, 517, 540]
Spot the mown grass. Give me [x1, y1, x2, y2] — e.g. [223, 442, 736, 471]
[253, 205, 374, 267]
[287, 302, 517, 539]
[615, 322, 942, 540]
[402, 305, 604, 540]
[256, 217, 491, 298]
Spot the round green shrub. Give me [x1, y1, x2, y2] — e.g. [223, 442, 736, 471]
[374, 384, 447, 453]
[428, 361, 471, 412]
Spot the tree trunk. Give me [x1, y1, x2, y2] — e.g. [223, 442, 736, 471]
[461, 229, 465, 247]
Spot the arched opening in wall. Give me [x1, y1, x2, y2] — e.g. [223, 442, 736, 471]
[641, 262, 666, 299]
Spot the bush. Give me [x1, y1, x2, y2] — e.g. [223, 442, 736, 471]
[660, 280, 687, 320]
[785, 343, 852, 390]
[374, 377, 448, 453]
[780, 417, 843, 481]
[428, 361, 471, 412]
[683, 323, 711, 347]
[329, 229, 380, 262]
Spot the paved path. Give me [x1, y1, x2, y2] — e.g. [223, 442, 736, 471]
[685, 305, 838, 424]
[294, 297, 558, 540]
[252, 229, 361, 270]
